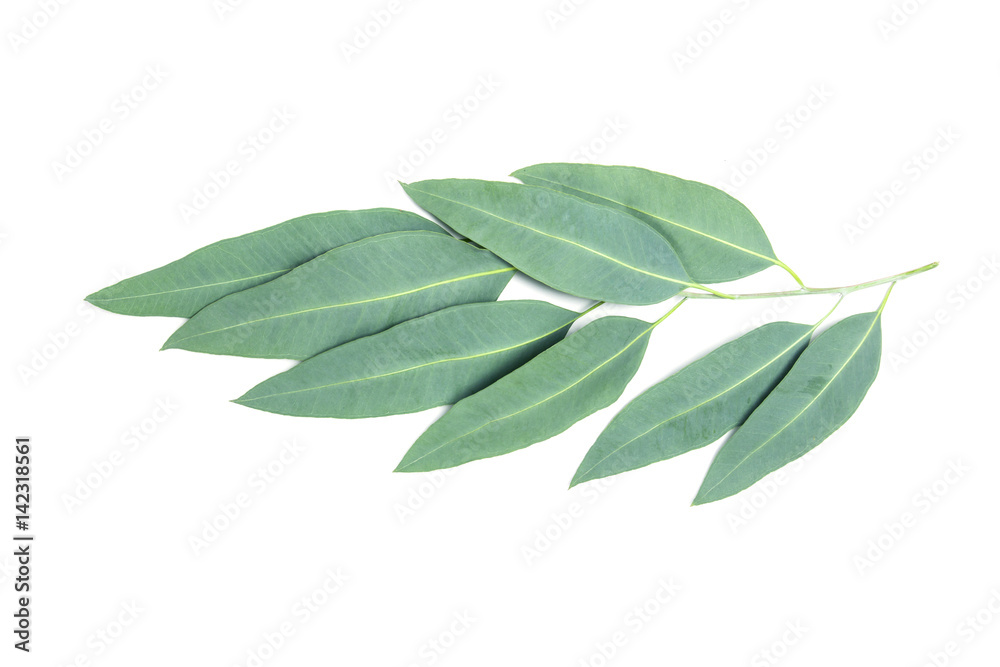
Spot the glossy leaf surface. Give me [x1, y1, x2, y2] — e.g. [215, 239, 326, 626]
[86, 208, 444, 317]
[572, 322, 813, 487]
[694, 308, 885, 505]
[234, 300, 579, 418]
[403, 179, 691, 305]
[513, 163, 779, 284]
[162, 231, 514, 360]
[395, 315, 657, 473]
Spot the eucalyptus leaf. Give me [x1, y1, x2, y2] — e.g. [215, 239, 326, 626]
[395, 312, 673, 473]
[402, 179, 694, 305]
[512, 163, 786, 284]
[161, 231, 514, 360]
[572, 321, 817, 487]
[694, 299, 888, 505]
[234, 300, 580, 418]
[86, 208, 444, 317]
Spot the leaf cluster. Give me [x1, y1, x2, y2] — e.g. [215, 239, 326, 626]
[88, 164, 934, 504]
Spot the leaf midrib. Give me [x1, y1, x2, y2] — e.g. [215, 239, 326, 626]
[167, 266, 515, 345]
[89, 270, 288, 302]
[699, 313, 881, 499]
[409, 187, 693, 288]
[398, 320, 655, 471]
[239, 314, 576, 403]
[520, 173, 779, 267]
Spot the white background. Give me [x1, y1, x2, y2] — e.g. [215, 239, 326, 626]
[3, 0, 999, 665]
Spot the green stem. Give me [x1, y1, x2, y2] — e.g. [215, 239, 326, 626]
[681, 261, 937, 301]
[876, 281, 895, 315]
[810, 293, 844, 330]
[653, 297, 687, 326]
[686, 282, 736, 299]
[774, 259, 806, 288]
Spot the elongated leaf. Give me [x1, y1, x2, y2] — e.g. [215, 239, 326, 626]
[161, 231, 514, 360]
[694, 305, 887, 505]
[572, 321, 814, 487]
[395, 315, 662, 473]
[402, 179, 692, 305]
[86, 208, 444, 317]
[513, 163, 780, 284]
[234, 300, 580, 418]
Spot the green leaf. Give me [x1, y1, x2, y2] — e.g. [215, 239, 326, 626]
[234, 300, 581, 418]
[86, 208, 444, 317]
[161, 231, 514, 360]
[512, 163, 786, 284]
[693, 299, 889, 505]
[402, 179, 694, 305]
[395, 311, 675, 473]
[572, 321, 814, 487]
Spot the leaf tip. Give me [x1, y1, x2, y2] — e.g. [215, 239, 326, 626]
[690, 491, 712, 507]
[83, 291, 109, 311]
[568, 471, 588, 489]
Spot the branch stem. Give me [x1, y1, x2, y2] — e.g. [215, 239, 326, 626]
[680, 262, 938, 301]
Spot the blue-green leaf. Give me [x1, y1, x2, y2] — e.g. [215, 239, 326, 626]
[395, 313, 670, 473]
[161, 231, 514, 360]
[572, 321, 814, 487]
[234, 300, 580, 418]
[694, 300, 888, 505]
[86, 208, 444, 317]
[513, 163, 785, 284]
[402, 179, 693, 305]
